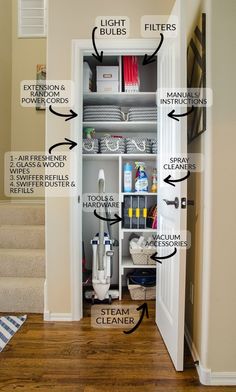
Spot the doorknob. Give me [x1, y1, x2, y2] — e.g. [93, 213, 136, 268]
[181, 198, 194, 209]
[163, 197, 179, 209]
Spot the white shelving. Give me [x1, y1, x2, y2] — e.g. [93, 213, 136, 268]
[83, 92, 157, 106]
[121, 154, 157, 161]
[82, 55, 158, 301]
[121, 192, 157, 196]
[121, 228, 157, 233]
[83, 121, 157, 133]
[121, 256, 156, 273]
[83, 154, 120, 161]
[83, 153, 157, 160]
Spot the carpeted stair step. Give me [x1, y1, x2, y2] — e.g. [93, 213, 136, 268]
[0, 225, 45, 249]
[0, 204, 44, 225]
[0, 277, 44, 313]
[0, 249, 45, 278]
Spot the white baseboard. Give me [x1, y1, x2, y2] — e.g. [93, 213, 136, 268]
[0, 199, 45, 205]
[209, 372, 236, 385]
[185, 325, 236, 385]
[43, 280, 72, 321]
[44, 311, 73, 322]
[10, 199, 45, 204]
[185, 325, 199, 362]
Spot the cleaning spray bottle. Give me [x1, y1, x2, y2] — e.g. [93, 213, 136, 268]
[135, 162, 148, 192]
[124, 162, 132, 192]
[151, 168, 157, 193]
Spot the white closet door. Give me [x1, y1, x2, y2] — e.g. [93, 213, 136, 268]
[156, 0, 187, 371]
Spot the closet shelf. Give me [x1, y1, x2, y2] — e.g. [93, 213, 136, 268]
[83, 92, 157, 106]
[121, 192, 157, 196]
[83, 153, 157, 160]
[83, 154, 120, 160]
[121, 154, 157, 160]
[121, 256, 157, 272]
[83, 121, 157, 133]
[121, 228, 157, 233]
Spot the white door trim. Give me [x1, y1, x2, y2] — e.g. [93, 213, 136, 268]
[70, 38, 160, 321]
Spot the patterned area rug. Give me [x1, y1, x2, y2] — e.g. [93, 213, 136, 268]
[0, 315, 27, 352]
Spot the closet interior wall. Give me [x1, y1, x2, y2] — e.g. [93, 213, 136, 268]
[82, 54, 158, 297]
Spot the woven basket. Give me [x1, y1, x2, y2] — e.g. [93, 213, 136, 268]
[127, 279, 156, 300]
[100, 137, 125, 154]
[82, 139, 99, 154]
[126, 137, 151, 154]
[151, 139, 158, 154]
[129, 247, 156, 265]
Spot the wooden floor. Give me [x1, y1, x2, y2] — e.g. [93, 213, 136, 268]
[0, 299, 235, 392]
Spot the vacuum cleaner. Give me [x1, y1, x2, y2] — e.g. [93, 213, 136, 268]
[85, 169, 119, 304]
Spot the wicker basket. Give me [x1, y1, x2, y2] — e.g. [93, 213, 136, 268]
[129, 247, 156, 265]
[127, 278, 156, 300]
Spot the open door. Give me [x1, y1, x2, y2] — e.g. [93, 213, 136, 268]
[156, 0, 187, 371]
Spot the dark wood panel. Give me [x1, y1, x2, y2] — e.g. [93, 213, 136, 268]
[187, 13, 207, 143]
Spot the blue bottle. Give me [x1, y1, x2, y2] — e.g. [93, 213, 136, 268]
[124, 162, 132, 192]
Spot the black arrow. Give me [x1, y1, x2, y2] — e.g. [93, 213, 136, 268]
[49, 105, 78, 122]
[150, 248, 177, 264]
[48, 138, 77, 154]
[168, 106, 195, 121]
[143, 33, 164, 66]
[94, 210, 123, 226]
[92, 27, 103, 63]
[164, 171, 191, 187]
[123, 303, 149, 334]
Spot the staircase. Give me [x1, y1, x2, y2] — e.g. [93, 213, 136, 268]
[0, 203, 45, 313]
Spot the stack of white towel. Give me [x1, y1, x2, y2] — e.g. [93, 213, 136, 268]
[130, 236, 156, 250]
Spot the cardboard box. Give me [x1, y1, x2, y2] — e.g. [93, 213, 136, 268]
[96, 66, 119, 81]
[96, 66, 119, 92]
[97, 81, 119, 93]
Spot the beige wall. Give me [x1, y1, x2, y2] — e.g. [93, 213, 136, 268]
[186, 0, 203, 44]
[0, 0, 12, 199]
[185, 0, 205, 367]
[208, 0, 236, 372]
[186, 140, 204, 362]
[46, 0, 175, 313]
[0, 0, 46, 199]
[47, 0, 236, 375]
[186, 0, 236, 374]
[11, 0, 46, 151]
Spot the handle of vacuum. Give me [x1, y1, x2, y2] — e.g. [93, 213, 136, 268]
[105, 204, 113, 278]
[98, 177, 105, 271]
